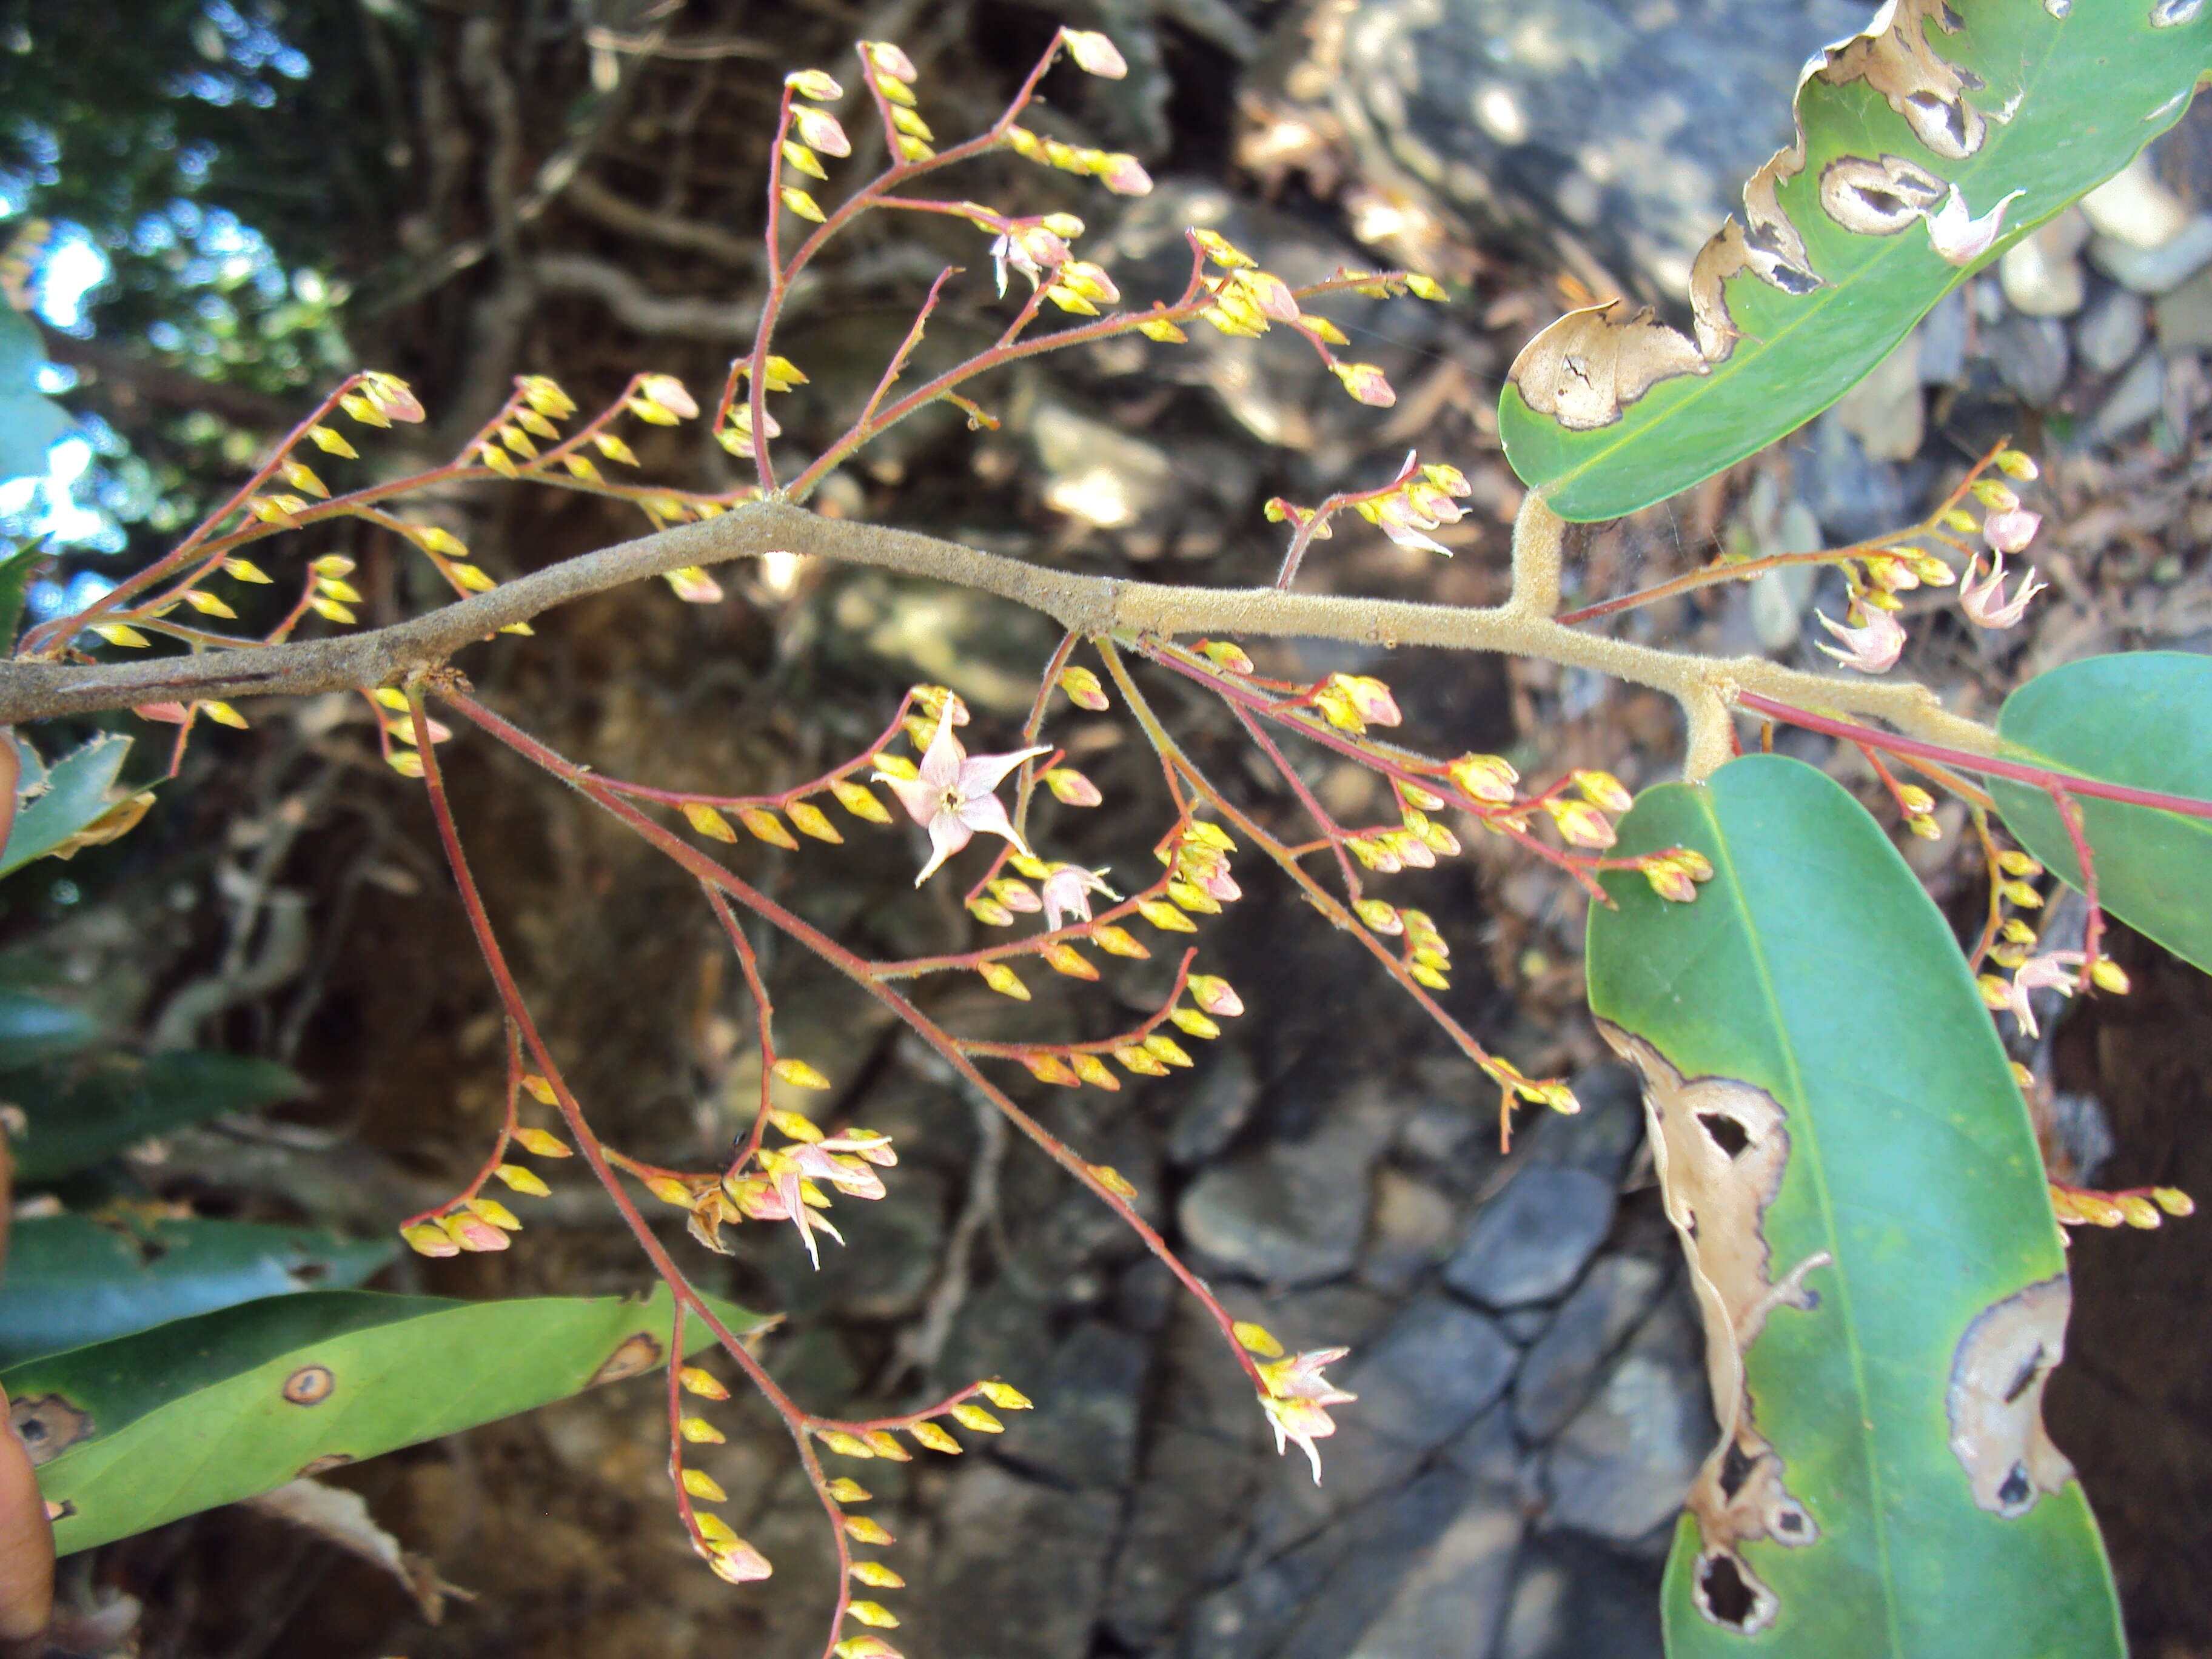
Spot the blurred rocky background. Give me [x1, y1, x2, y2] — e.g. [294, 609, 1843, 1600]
[3, 1, 2208, 1657]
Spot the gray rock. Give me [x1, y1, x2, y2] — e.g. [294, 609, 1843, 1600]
[1000, 1322, 1150, 1489]
[2087, 350, 2167, 444]
[1915, 291, 1969, 386]
[1832, 331, 1925, 460]
[2156, 264, 2212, 354]
[1541, 1286, 1713, 1546]
[1997, 208, 2090, 317]
[2080, 154, 2193, 250]
[2090, 216, 2212, 295]
[1342, 1487, 1524, 1659]
[1276, 1469, 1501, 1659]
[1265, 0, 1871, 304]
[2077, 287, 2149, 375]
[1983, 310, 2072, 406]
[930, 1463, 1122, 1659]
[1106, 1423, 1259, 1651]
[1513, 1255, 1669, 1442]
[1788, 413, 1908, 543]
[1362, 1166, 1461, 1293]
[1443, 1167, 1617, 1310]
[1497, 1531, 1665, 1659]
[1168, 1045, 1262, 1166]
[1180, 1093, 1389, 1285]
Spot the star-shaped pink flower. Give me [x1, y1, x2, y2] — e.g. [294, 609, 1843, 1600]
[1815, 605, 1906, 674]
[1960, 551, 2048, 629]
[1041, 863, 1119, 931]
[874, 700, 1050, 887]
[1256, 1347, 1356, 1483]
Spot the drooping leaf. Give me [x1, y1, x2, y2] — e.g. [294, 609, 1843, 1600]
[1500, 1, 2211, 521]
[0, 1214, 396, 1366]
[9, 1284, 767, 1555]
[0, 307, 70, 485]
[0, 986, 100, 1071]
[0, 734, 133, 877]
[8, 1049, 304, 1186]
[1990, 651, 2212, 977]
[1587, 754, 2120, 1657]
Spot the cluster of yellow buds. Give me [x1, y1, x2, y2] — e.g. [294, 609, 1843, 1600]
[788, 1379, 1033, 1653]
[1535, 769, 1632, 851]
[854, 41, 933, 164]
[2049, 1182, 2193, 1229]
[400, 1099, 572, 1257]
[370, 685, 452, 778]
[336, 369, 424, 431]
[775, 67, 856, 221]
[670, 1361, 774, 1587]
[677, 768, 889, 854]
[642, 1078, 896, 1269]
[1352, 461, 1472, 557]
[1639, 846, 1715, 903]
[723, 355, 807, 461]
[1969, 847, 2130, 1038]
[1004, 127, 1151, 199]
[1310, 671, 1401, 734]
[1016, 970, 1242, 1089]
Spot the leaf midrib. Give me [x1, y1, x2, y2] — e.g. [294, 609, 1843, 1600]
[1695, 787, 1905, 1657]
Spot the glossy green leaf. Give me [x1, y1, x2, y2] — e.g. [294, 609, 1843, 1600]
[0, 1214, 395, 1366]
[1500, 0, 2211, 521]
[1991, 651, 2212, 976]
[0, 734, 132, 877]
[1587, 754, 2119, 1658]
[8, 1049, 304, 1186]
[9, 1284, 765, 1555]
[0, 986, 100, 1071]
[0, 308, 70, 484]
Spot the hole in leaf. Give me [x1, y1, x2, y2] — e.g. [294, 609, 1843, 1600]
[1998, 1462, 2033, 1509]
[1696, 1111, 1750, 1158]
[1718, 1439, 1755, 1501]
[1699, 1553, 1760, 1628]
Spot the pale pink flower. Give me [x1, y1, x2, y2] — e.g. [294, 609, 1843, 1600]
[1923, 184, 2023, 267]
[1982, 508, 2041, 554]
[874, 701, 1049, 886]
[1257, 1347, 1356, 1483]
[1815, 606, 1906, 674]
[989, 225, 1070, 298]
[1093, 153, 1153, 196]
[1062, 28, 1128, 78]
[1041, 863, 1119, 931]
[1960, 552, 2048, 629]
[2008, 951, 2085, 1038]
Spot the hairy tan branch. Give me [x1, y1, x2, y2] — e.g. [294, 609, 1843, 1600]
[0, 498, 1998, 757]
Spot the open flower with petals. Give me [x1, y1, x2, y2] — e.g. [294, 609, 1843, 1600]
[2007, 950, 2085, 1038]
[1041, 863, 1119, 931]
[1959, 551, 2048, 629]
[875, 700, 1050, 886]
[1815, 605, 1906, 674]
[1922, 184, 2023, 267]
[1256, 1347, 1356, 1483]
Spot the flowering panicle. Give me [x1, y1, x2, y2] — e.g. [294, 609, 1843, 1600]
[1235, 1322, 1356, 1483]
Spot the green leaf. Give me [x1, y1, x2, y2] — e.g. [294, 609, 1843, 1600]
[1991, 651, 2212, 976]
[0, 1214, 396, 1367]
[1499, 0, 2211, 521]
[0, 545, 45, 655]
[10, 1285, 766, 1555]
[0, 308, 70, 484]
[0, 987, 101, 1071]
[1587, 754, 2120, 1657]
[8, 1050, 304, 1186]
[0, 734, 133, 877]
